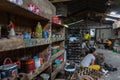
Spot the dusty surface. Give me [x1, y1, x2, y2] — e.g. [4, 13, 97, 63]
[97, 49, 120, 80]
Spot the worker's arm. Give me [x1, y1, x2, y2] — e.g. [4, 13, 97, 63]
[91, 59, 95, 65]
[85, 46, 89, 51]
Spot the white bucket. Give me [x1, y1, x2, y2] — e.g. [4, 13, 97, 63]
[40, 73, 50, 80]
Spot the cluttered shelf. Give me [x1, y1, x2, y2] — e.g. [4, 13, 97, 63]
[26, 47, 64, 80]
[1, 61, 51, 80]
[51, 50, 65, 61]
[0, 0, 49, 21]
[51, 62, 66, 80]
[28, 61, 52, 80]
[0, 37, 51, 52]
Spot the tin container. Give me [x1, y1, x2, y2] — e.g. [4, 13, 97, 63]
[21, 58, 35, 73]
[0, 64, 18, 79]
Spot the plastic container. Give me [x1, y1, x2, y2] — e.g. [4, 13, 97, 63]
[42, 30, 48, 39]
[0, 64, 18, 79]
[33, 56, 41, 68]
[40, 58, 43, 65]
[40, 73, 50, 80]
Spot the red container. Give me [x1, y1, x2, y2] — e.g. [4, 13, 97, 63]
[21, 59, 35, 73]
[52, 16, 59, 24]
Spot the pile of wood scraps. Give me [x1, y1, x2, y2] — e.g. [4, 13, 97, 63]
[70, 67, 103, 80]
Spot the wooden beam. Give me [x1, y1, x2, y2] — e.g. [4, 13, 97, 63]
[50, 0, 71, 3]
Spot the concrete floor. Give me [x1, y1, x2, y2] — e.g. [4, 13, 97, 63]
[97, 49, 120, 80]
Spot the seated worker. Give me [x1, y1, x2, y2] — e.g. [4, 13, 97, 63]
[104, 39, 112, 49]
[81, 48, 100, 70]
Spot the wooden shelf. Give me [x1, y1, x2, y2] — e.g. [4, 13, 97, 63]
[51, 50, 65, 61]
[28, 61, 52, 80]
[52, 23, 64, 27]
[1, 76, 16, 80]
[52, 37, 65, 43]
[51, 62, 65, 80]
[0, 0, 49, 21]
[0, 1, 66, 80]
[24, 38, 51, 48]
[0, 37, 24, 52]
[0, 38, 51, 52]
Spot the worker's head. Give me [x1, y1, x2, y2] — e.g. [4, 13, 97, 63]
[90, 47, 96, 55]
[86, 32, 89, 34]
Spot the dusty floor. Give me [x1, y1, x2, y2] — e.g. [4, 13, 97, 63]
[97, 49, 120, 80]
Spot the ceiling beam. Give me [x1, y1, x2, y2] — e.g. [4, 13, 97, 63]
[49, 0, 71, 3]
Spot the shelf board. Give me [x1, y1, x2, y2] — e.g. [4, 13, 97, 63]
[51, 62, 65, 80]
[24, 38, 51, 48]
[51, 50, 65, 61]
[52, 37, 65, 43]
[0, 38, 51, 52]
[0, 0, 49, 21]
[1, 76, 16, 80]
[52, 23, 64, 27]
[28, 61, 52, 79]
[0, 37, 25, 52]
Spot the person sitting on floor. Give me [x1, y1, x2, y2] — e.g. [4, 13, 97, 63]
[104, 39, 112, 49]
[80, 47, 100, 70]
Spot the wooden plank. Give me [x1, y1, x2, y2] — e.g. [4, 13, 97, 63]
[52, 23, 64, 27]
[51, 62, 66, 80]
[52, 37, 65, 43]
[0, 37, 24, 52]
[51, 50, 64, 61]
[24, 38, 51, 48]
[0, 38, 51, 52]
[28, 61, 52, 79]
[0, 0, 49, 21]
[1, 76, 16, 80]
[50, 0, 71, 3]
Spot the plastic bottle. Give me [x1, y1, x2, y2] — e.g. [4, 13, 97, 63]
[35, 22, 42, 38]
[33, 56, 41, 68]
[9, 21, 15, 37]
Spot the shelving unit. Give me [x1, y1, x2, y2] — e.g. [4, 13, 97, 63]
[67, 41, 82, 63]
[0, 1, 65, 80]
[50, 21, 65, 80]
[28, 61, 52, 80]
[51, 62, 66, 80]
[66, 27, 82, 63]
[0, 0, 48, 21]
